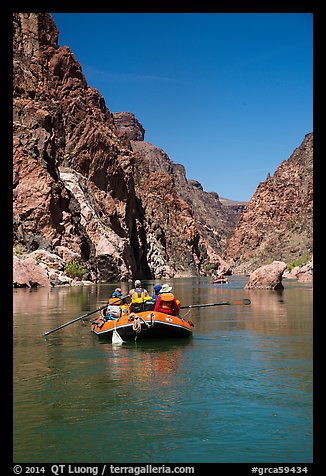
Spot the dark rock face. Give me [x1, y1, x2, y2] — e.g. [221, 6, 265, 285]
[13, 13, 142, 280]
[129, 141, 239, 266]
[223, 133, 313, 273]
[112, 112, 145, 142]
[13, 13, 241, 281]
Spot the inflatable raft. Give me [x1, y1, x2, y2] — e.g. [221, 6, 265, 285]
[91, 304, 193, 342]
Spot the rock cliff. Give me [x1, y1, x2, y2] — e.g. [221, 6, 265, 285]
[13, 13, 241, 283]
[13, 13, 145, 280]
[223, 132, 313, 273]
[13, 13, 311, 285]
[112, 112, 245, 270]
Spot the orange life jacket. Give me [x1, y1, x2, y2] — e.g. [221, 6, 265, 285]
[154, 293, 180, 315]
[109, 296, 122, 305]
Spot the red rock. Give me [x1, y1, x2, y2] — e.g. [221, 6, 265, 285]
[13, 13, 242, 282]
[245, 261, 287, 290]
[297, 260, 313, 282]
[13, 256, 50, 287]
[13, 13, 311, 285]
[223, 133, 313, 274]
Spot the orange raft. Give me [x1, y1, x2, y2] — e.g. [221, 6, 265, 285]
[91, 305, 193, 341]
[210, 278, 228, 284]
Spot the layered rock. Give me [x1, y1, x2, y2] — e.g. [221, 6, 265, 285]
[14, 13, 237, 282]
[113, 112, 244, 270]
[223, 133, 313, 274]
[13, 13, 142, 280]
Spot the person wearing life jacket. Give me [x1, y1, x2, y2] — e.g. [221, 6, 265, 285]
[154, 284, 180, 316]
[108, 287, 123, 305]
[152, 284, 162, 301]
[129, 280, 150, 302]
[101, 288, 122, 318]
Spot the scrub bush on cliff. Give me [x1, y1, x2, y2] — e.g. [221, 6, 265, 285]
[64, 260, 88, 279]
[287, 252, 311, 272]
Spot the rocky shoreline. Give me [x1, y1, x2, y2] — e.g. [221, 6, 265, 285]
[245, 258, 313, 290]
[13, 248, 313, 289]
[13, 249, 95, 288]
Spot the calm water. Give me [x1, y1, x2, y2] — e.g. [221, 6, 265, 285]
[13, 277, 313, 463]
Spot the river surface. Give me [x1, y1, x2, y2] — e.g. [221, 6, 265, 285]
[13, 277, 313, 463]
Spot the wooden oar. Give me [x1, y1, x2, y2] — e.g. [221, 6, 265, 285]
[43, 295, 129, 337]
[180, 298, 251, 310]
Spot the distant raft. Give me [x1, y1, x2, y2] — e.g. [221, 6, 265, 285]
[210, 277, 228, 284]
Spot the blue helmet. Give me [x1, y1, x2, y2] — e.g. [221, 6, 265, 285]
[154, 284, 162, 294]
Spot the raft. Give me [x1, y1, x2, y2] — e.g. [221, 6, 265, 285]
[91, 305, 193, 342]
[210, 278, 228, 284]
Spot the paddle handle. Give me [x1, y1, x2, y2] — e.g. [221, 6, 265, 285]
[180, 299, 250, 310]
[43, 305, 107, 336]
[43, 293, 131, 337]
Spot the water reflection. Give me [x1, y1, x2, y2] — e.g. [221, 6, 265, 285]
[246, 287, 312, 336]
[13, 278, 313, 463]
[101, 340, 190, 388]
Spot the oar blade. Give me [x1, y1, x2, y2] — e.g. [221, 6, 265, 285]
[112, 328, 124, 345]
[232, 298, 251, 305]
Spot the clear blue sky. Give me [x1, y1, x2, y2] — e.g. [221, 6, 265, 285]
[51, 13, 312, 202]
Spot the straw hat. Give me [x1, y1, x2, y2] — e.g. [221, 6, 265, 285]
[160, 284, 172, 293]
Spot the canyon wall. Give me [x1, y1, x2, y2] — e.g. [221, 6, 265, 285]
[13, 13, 241, 282]
[223, 132, 313, 273]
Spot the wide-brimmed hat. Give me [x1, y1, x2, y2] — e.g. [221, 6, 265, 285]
[160, 284, 172, 293]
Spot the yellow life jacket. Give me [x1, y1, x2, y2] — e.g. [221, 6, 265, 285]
[120, 304, 130, 316]
[109, 296, 122, 305]
[131, 289, 151, 303]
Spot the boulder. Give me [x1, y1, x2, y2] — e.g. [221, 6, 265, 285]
[13, 255, 50, 287]
[245, 261, 287, 290]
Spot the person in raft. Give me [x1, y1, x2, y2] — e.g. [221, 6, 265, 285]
[154, 284, 181, 316]
[152, 283, 162, 301]
[108, 287, 124, 304]
[129, 280, 149, 301]
[101, 287, 124, 319]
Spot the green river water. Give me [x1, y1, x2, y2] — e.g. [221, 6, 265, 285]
[13, 276, 313, 463]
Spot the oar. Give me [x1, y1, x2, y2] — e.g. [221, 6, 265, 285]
[180, 298, 251, 310]
[43, 295, 129, 337]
